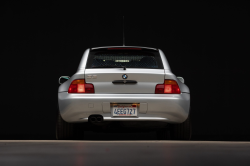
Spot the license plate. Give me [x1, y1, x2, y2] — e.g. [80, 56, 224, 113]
[112, 104, 137, 116]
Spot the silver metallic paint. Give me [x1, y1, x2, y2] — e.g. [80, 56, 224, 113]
[58, 46, 190, 124]
[91, 46, 157, 50]
[58, 69, 85, 92]
[58, 93, 190, 123]
[77, 48, 90, 70]
[85, 68, 165, 93]
[177, 77, 184, 83]
[159, 49, 171, 71]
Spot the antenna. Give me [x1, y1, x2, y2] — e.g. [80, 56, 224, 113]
[123, 16, 125, 46]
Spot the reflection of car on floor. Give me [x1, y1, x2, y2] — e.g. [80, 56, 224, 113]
[57, 46, 191, 140]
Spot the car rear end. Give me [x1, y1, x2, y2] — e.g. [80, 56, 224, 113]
[58, 47, 190, 125]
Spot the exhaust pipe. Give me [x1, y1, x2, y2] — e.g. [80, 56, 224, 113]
[90, 116, 97, 122]
[89, 115, 103, 123]
[96, 116, 103, 122]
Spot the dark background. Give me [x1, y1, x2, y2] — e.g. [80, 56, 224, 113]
[1, 2, 249, 140]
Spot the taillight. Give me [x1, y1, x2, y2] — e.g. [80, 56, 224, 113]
[155, 80, 180, 94]
[68, 79, 94, 93]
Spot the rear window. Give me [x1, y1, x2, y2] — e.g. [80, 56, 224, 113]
[86, 48, 164, 69]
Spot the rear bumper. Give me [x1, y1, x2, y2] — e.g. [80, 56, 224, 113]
[58, 92, 190, 123]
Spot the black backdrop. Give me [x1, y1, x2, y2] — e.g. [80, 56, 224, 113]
[1, 2, 249, 140]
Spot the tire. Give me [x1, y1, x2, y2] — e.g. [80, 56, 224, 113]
[170, 115, 192, 140]
[156, 128, 170, 140]
[56, 111, 84, 140]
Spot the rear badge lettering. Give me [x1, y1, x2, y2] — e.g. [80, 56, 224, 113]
[87, 75, 97, 79]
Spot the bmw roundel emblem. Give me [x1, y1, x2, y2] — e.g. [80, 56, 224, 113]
[122, 74, 128, 79]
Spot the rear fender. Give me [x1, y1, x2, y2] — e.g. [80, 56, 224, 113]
[58, 70, 85, 92]
[164, 70, 190, 93]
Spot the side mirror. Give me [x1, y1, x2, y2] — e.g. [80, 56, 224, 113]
[59, 76, 70, 84]
[177, 77, 184, 83]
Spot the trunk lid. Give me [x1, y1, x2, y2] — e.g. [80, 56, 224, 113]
[85, 68, 164, 94]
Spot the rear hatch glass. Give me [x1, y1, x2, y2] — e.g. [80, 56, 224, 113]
[86, 48, 163, 69]
[85, 47, 164, 94]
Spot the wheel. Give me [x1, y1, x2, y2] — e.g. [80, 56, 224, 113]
[170, 115, 192, 140]
[56, 111, 84, 140]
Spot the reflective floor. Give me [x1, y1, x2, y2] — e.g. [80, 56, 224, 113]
[1, 140, 250, 166]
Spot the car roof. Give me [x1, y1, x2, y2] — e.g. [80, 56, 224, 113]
[91, 46, 158, 51]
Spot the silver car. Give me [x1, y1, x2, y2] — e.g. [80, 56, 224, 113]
[57, 46, 191, 140]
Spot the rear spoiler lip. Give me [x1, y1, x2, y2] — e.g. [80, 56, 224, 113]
[91, 46, 158, 51]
